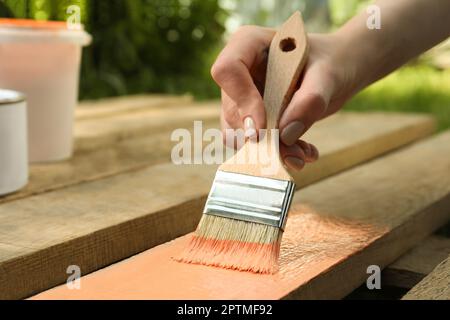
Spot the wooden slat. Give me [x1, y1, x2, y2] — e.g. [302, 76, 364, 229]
[74, 101, 220, 154]
[402, 255, 450, 300]
[0, 102, 220, 204]
[0, 112, 436, 205]
[75, 94, 192, 121]
[383, 236, 450, 288]
[0, 113, 437, 299]
[32, 131, 450, 300]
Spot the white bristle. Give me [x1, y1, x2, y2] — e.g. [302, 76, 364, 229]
[177, 215, 283, 274]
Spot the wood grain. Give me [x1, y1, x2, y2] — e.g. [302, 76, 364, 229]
[32, 131, 450, 300]
[75, 94, 192, 121]
[264, 11, 308, 130]
[1, 119, 218, 204]
[0, 113, 436, 299]
[403, 255, 450, 300]
[0, 99, 220, 204]
[74, 101, 220, 154]
[383, 236, 450, 288]
[0, 111, 433, 206]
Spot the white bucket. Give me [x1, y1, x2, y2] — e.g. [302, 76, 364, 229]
[0, 89, 28, 196]
[0, 19, 91, 162]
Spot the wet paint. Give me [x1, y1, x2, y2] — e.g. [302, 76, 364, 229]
[0, 18, 68, 30]
[32, 205, 381, 300]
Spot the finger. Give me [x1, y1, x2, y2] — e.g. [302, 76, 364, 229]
[211, 26, 275, 132]
[280, 140, 319, 171]
[309, 143, 320, 161]
[221, 90, 242, 130]
[279, 63, 335, 146]
[280, 143, 306, 171]
[221, 90, 254, 150]
[297, 140, 319, 163]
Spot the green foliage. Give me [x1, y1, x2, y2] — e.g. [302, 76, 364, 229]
[345, 66, 450, 130]
[29, 0, 53, 21]
[328, 0, 370, 27]
[0, 0, 88, 21]
[80, 0, 225, 99]
[2, 0, 27, 18]
[54, 0, 87, 22]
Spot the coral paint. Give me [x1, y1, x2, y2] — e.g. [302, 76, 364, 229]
[32, 207, 382, 300]
[177, 235, 281, 274]
[0, 19, 69, 30]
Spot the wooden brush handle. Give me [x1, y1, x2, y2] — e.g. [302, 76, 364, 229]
[264, 11, 309, 130]
[221, 12, 309, 180]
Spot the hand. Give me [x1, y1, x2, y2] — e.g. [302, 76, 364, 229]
[211, 26, 355, 171]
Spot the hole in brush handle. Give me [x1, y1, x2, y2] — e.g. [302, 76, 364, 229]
[279, 37, 296, 52]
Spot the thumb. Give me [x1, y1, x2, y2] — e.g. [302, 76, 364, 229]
[279, 66, 335, 146]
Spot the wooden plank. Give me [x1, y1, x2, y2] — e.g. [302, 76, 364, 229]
[383, 236, 450, 288]
[0, 99, 220, 204]
[75, 95, 193, 121]
[32, 131, 450, 300]
[0, 112, 436, 205]
[290, 112, 435, 187]
[0, 113, 437, 299]
[402, 255, 450, 300]
[74, 101, 220, 154]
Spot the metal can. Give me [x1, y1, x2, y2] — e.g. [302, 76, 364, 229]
[0, 89, 28, 196]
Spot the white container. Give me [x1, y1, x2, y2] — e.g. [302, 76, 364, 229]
[0, 19, 91, 162]
[0, 89, 28, 196]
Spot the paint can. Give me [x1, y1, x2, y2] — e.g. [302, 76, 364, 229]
[0, 19, 91, 163]
[0, 89, 28, 196]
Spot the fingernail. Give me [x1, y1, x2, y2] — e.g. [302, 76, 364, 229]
[303, 143, 312, 158]
[281, 121, 305, 146]
[310, 145, 319, 160]
[244, 117, 257, 139]
[284, 157, 305, 170]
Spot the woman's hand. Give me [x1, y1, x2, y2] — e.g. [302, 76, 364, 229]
[211, 26, 355, 171]
[211, 0, 450, 171]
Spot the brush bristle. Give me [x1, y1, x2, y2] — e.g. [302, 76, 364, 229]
[176, 215, 283, 274]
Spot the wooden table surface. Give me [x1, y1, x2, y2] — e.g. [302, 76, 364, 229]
[0, 95, 448, 300]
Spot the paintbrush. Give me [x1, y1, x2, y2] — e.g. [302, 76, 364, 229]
[178, 12, 309, 274]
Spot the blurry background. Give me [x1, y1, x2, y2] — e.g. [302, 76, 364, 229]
[0, 0, 449, 129]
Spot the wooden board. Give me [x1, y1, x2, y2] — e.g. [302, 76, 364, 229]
[74, 101, 220, 154]
[1, 119, 218, 204]
[0, 97, 220, 204]
[402, 255, 450, 300]
[75, 95, 193, 121]
[32, 131, 450, 300]
[0, 113, 436, 299]
[0, 112, 436, 205]
[383, 236, 450, 288]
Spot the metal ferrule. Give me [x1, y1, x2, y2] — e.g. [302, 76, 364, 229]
[204, 171, 296, 230]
